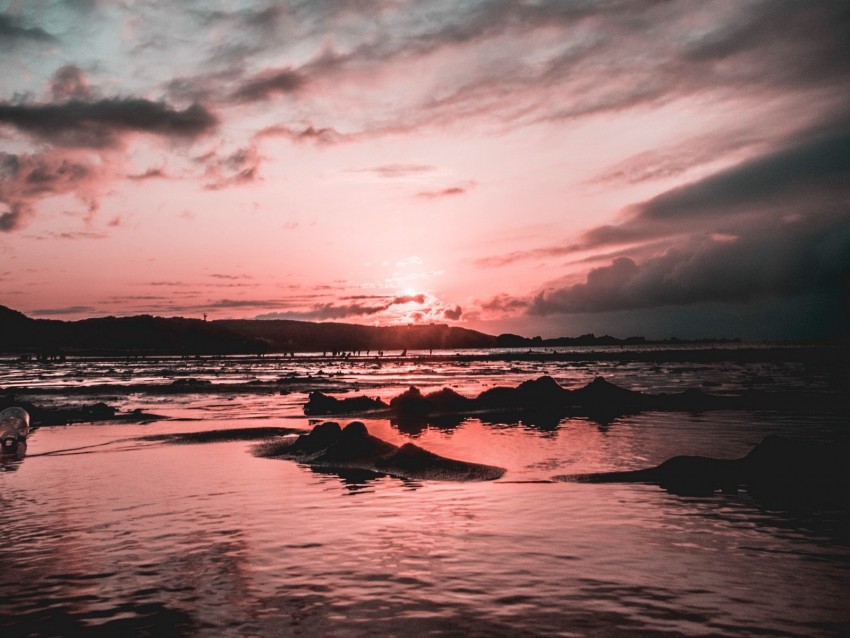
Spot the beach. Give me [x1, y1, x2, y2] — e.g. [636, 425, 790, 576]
[2, 347, 848, 636]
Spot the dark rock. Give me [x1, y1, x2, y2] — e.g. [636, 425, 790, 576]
[287, 421, 342, 453]
[473, 375, 569, 409]
[302, 375, 850, 433]
[569, 376, 646, 409]
[312, 421, 397, 465]
[304, 392, 388, 416]
[516, 375, 570, 403]
[422, 387, 473, 412]
[388, 386, 433, 416]
[255, 421, 506, 482]
[375, 443, 506, 481]
[554, 435, 850, 505]
[386, 387, 473, 432]
[87, 402, 116, 419]
[382, 375, 850, 428]
[475, 386, 521, 408]
[384, 375, 645, 427]
[0, 395, 160, 427]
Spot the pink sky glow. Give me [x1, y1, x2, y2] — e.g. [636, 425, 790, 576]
[1, 1, 848, 339]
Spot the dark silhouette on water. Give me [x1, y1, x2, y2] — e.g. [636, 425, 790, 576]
[0, 407, 29, 470]
[254, 421, 506, 481]
[304, 392, 388, 416]
[0, 304, 495, 355]
[554, 435, 850, 507]
[0, 396, 161, 428]
[4, 374, 354, 402]
[303, 376, 850, 429]
[5, 304, 846, 357]
[1, 407, 29, 453]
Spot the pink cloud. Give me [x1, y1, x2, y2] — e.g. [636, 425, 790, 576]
[416, 181, 476, 199]
[0, 149, 115, 231]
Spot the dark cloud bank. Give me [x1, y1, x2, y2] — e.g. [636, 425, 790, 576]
[497, 119, 850, 339]
[0, 63, 220, 231]
[0, 99, 216, 149]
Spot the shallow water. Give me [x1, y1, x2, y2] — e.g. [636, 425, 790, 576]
[1, 352, 849, 636]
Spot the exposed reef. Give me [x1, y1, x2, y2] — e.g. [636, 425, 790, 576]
[554, 435, 850, 505]
[305, 376, 850, 428]
[304, 392, 388, 416]
[4, 376, 353, 398]
[0, 395, 161, 427]
[254, 421, 506, 481]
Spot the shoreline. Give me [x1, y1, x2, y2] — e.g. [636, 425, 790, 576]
[2, 343, 848, 364]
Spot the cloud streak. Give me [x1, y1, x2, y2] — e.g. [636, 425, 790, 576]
[254, 124, 349, 145]
[577, 120, 850, 251]
[232, 67, 307, 102]
[0, 14, 55, 45]
[351, 164, 437, 179]
[254, 292, 428, 321]
[416, 181, 476, 199]
[116, 0, 847, 151]
[0, 99, 217, 149]
[199, 145, 260, 190]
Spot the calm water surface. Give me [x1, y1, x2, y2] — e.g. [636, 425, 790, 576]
[1, 352, 848, 636]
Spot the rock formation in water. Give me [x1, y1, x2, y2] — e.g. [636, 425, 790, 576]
[254, 421, 506, 481]
[303, 376, 850, 427]
[554, 435, 850, 504]
[304, 392, 388, 416]
[0, 395, 160, 427]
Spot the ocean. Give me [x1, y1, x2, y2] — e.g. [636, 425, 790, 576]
[1, 347, 848, 636]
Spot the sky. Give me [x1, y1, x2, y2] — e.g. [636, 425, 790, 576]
[0, 0, 848, 340]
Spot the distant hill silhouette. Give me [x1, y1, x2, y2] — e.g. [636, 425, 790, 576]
[216, 318, 496, 354]
[0, 306, 496, 355]
[0, 307, 265, 355]
[494, 332, 740, 347]
[0, 305, 752, 356]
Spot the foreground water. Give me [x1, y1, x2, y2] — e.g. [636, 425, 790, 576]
[1, 349, 849, 636]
